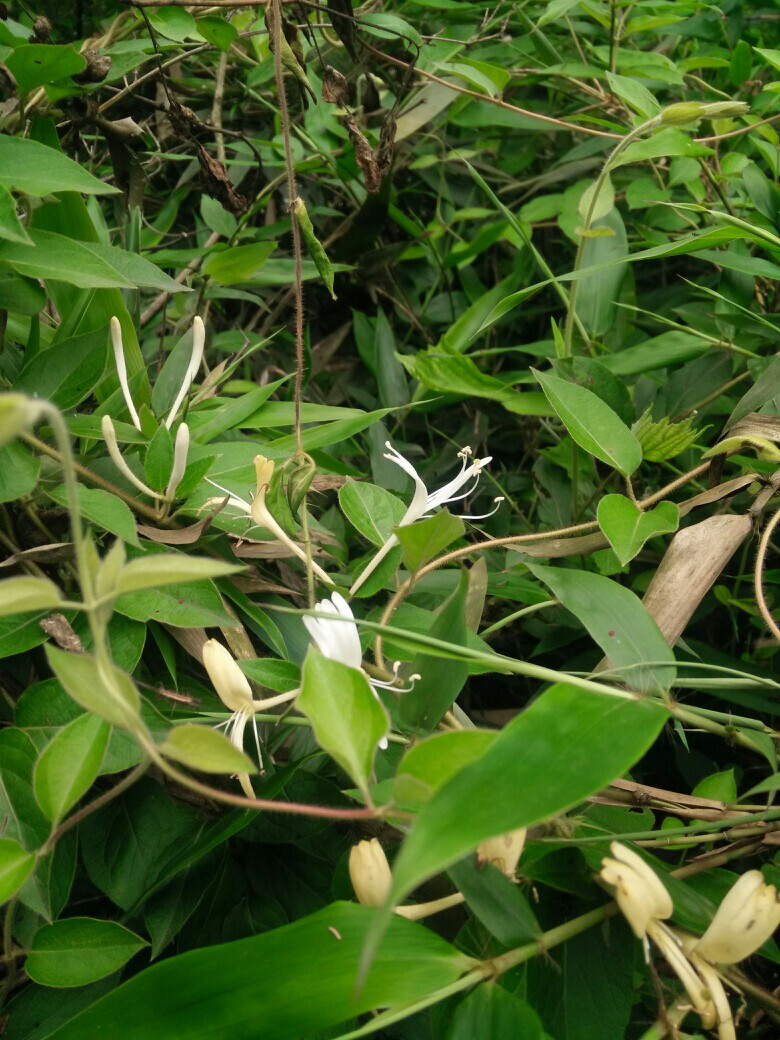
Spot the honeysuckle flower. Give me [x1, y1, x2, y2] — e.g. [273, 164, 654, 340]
[303, 592, 419, 750]
[600, 842, 673, 940]
[476, 828, 527, 878]
[110, 315, 204, 431]
[349, 838, 464, 920]
[601, 844, 717, 1030]
[678, 932, 736, 1040]
[205, 455, 332, 584]
[103, 315, 204, 502]
[350, 443, 503, 594]
[202, 638, 298, 797]
[693, 870, 780, 966]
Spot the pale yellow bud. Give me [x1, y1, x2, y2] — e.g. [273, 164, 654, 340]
[0, 393, 42, 449]
[202, 639, 253, 713]
[476, 828, 526, 878]
[349, 838, 392, 908]
[600, 842, 672, 939]
[693, 870, 780, 965]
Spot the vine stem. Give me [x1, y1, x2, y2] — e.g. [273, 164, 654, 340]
[754, 503, 780, 641]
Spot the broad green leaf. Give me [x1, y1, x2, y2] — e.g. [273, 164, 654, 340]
[692, 768, 736, 804]
[448, 985, 544, 1040]
[726, 354, 780, 431]
[46, 903, 470, 1040]
[15, 327, 108, 409]
[528, 564, 676, 694]
[160, 725, 257, 775]
[0, 729, 50, 851]
[268, 405, 399, 453]
[578, 173, 614, 225]
[396, 510, 464, 575]
[0, 233, 133, 289]
[200, 194, 237, 238]
[395, 731, 496, 807]
[202, 242, 277, 285]
[401, 351, 550, 416]
[5, 44, 85, 95]
[0, 576, 61, 616]
[612, 127, 712, 167]
[0, 136, 118, 196]
[605, 72, 660, 118]
[148, 6, 199, 41]
[339, 479, 406, 547]
[552, 357, 633, 425]
[33, 713, 110, 823]
[538, 0, 583, 27]
[115, 576, 236, 628]
[360, 12, 422, 46]
[533, 369, 642, 476]
[47, 485, 139, 546]
[143, 423, 174, 494]
[375, 308, 409, 408]
[117, 555, 242, 595]
[0, 442, 39, 502]
[26, 918, 148, 988]
[599, 331, 707, 377]
[298, 649, 388, 799]
[45, 646, 141, 730]
[398, 576, 469, 735]
[597, 495, 679, 566]
[0, 183, 32, 245]
[0, 838, 37, 905]
[389, 684, 667, 902]
[448, 857, 539, 949]
[197, 15, 238, 52]
[576, 207, 628, 336]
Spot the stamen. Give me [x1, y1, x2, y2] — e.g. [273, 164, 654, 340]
[460, 497, 504, 521]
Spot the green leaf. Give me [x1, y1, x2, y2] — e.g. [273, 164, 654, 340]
[45, 903, 469, 1040]
[375, 308, 409, 408]
[0, 232, 133, 289]
[117, 555, 242, 595]
[400, 350, 550, 416]
[579, 173, 615, 225]
[160, 725, 257, 775]
[605, 72, 660, 119]
[692, 768, 736, 804]
[199, 194, 236, 238]
[0, 729, 50, 851]
[26, 918, 148, 988]
[448, 985, 544, 1040]
[726, 354, 780, 431]
[533, 369, 642, 477]
[398, 577, 469, 735]
[528, 564, 676, 695]
[196, 15, 238, 52]
[0, 183, 32, 245]
[0, 136, 118, 196]
[0, 576, 61, 616]
[360, 12, 423, 46]
[15, 327, 108, 410]
[597, 495, 679, 566]
[0, 441, 39, 502]
[395, 510, 465, 575]
[395, 731, 496, 807]
[447, 857, 539, 949]
[537, 0, 583, 27]
[5, 44, 86, 95]
[33, 713, 110, 823]
[339, 479, 406, 547]
[202, 242, 277, 285]
[612, 127, 713, 167]
[47, 486, 139, 546]
[293, 198, 336, 299]
[143, 424, 174, 494]
[298, 649, 388, 799]
[45, 646, 141, 730]
[389, 684, 667, 903]
[147, 7, 199, 41]
[0, 838, 37, 904]
[115, 575, 235, 628]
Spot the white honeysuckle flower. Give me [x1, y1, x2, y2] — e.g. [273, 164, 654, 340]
[349, 838, 392, 908]
[205, 455, 332, 584]
[679, 932, 737, 1040]
[600, 842, 673, 940]
[202, 638, 299, 797]
[350, 443, 503, 595]
[476, 828, 527, 879]
[693, 869, 780, 966]
[303, 592, 419, 750]
[104, 315, 204, 502]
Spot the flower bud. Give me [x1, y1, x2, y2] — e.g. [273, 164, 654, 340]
[476, 828, 527, 878]
[660, 101, 749, 125]
[600, 842, 672, 939]
[165, 422, 190, 500]
[202, 639, 253, 713]
[0, 393, 42, 448]
[109, 316, 141, 430]
[349, 838, 392, 908]
[693, 870, 780, 965]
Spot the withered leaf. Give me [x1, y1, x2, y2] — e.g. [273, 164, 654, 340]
[196, 143, 247, 217]
[322, 64, 349, 105]
[40, 613, 84, 654]
[326, 0, 358, 61]
[377, 112, 397, 176]
[346, 114, 382, 194]
[137, 501, 225, 545]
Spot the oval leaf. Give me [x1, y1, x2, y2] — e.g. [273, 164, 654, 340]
[45, 646, 141, 730]
[34, 713, 110, 823]
[0, 576, 61, 617]
[533, 369, 642, 476]
[597, 495, 679, 566]
[160, 725, 257, 775]
[26, 918, 148, 988]
[0, 837, 37, 904]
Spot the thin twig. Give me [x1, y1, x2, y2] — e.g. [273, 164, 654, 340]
[755, 504, 780, 642]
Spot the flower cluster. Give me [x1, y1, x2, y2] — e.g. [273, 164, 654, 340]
[102, 315, 204, 503]
[601, 842, 780, 1039]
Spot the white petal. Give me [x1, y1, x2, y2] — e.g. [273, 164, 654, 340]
[384, 442, 428, 525]
[202, 639, 253, 712]
[110, 316, 141, 430]
[165, 423, 190, 499]
[165, 316, 205, 429]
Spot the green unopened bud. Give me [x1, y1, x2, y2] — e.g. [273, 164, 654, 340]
[293, 197, 336, 300]
[0, 393, 42, 448]
[284, 453, 316, 518]
[660, 101, 749, 125]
